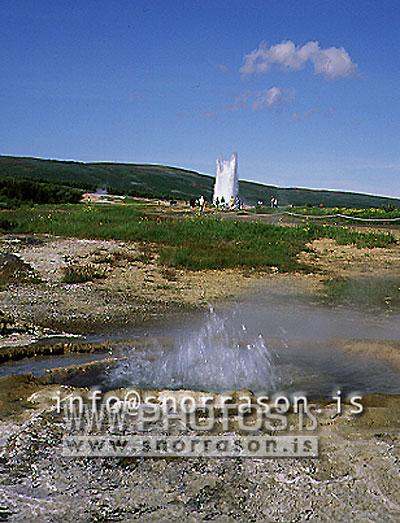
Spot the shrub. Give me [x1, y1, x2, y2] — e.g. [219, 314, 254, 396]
[63, 264, 105, 284]
[0, 219, 16, 231]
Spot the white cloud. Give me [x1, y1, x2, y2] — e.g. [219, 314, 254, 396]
[252, 86, 286, 110]
[312, 46, 356, 79]
[227, 87, 291, 112]
[240, 40, 357, 79]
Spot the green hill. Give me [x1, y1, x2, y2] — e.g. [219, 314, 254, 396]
[0, 155, 398, 208]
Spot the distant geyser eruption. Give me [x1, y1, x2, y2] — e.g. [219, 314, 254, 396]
[213, 153, 239, 204]
[107, 306, 276, 392]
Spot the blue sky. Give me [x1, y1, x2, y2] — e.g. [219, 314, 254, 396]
[1, 0, 399, 197]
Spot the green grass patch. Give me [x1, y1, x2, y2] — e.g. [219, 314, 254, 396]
[292, 206, 400, 220]
[308, 224, 395, 248]
[0, 204, 396, 271]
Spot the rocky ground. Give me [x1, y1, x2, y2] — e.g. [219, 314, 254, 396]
[0, 379, 399, 522]
[299, 236, 400, 279]
[0, 234, 269, 337]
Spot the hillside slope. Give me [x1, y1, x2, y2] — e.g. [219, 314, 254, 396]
[0, 156, 398, 208]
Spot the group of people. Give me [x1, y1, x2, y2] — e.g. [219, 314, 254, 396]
[189, 196, 206, 211]
[187, 195, 279, 211]
[256, 196, 280, 208]
[270, 196, 279, 208]
[188, 195, 242, 212]
[214, 195, 242, 210]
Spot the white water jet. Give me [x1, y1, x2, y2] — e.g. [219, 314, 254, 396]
[107, 307, 276, 392]
[213, 153, 239, 204]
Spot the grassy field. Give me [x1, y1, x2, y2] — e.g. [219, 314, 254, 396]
[290, 206, 400, 220]
[1, 155, 400, 208]
[0, 203, 396, 271]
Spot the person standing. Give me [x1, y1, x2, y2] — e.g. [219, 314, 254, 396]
[199, 195, 205, 212]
